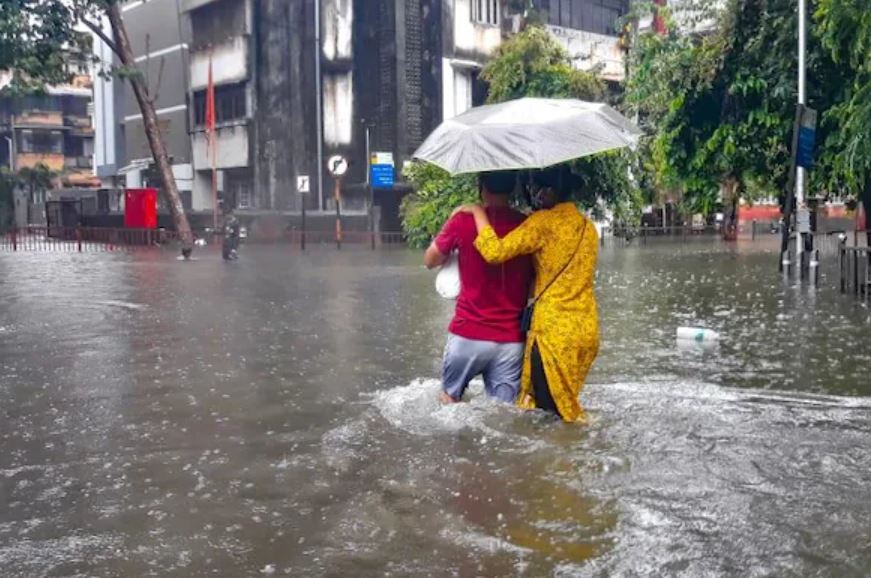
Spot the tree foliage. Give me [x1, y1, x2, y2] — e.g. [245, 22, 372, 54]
[399, 164, 478, 249]
[814, 0, 871, 199]
[481, 25, 605, 103]
[626, 0, 868, 222]
[401, 25, 641, 245]
[0, 0, 103, 91]
[1, 0, 194, 251]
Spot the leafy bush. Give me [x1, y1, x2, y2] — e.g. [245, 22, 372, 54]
[400, 163, 478, 249]
[401, 25, 643, 242]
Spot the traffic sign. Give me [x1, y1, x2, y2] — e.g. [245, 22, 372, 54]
[327, 155, 348, 177]
[370, 151, 395, 189]
[297, 175, 310, 194]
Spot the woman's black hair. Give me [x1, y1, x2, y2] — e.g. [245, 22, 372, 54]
[478, 171, 517, 196]
[532, 165, 580, 202]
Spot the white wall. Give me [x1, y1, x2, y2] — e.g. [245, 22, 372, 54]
[546, 26, 625, 82]
[323, 73, 353, 146]
[323, 0, 353, 61]
[192, 125, 250, 169]
[453, 0, 502, 56]
[441, 59, 474, 121]
[92, 17, 116, 177]
[192, 170, 213, 211]
[173, 163, 194, 192]
[190, 37, 248, 90]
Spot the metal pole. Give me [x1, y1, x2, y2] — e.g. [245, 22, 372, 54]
[3, 136, 13, 171]
[314, 0, 324, 211]
[365, 126, 375, 250]
[334, 176, 342, 250]
[839, 240, 846, 293]
[301, 193, 306, 251]
[795, 0, 807, 278]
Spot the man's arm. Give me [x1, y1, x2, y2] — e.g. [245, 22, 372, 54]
[424, 215, 458, 269]
[424, 242, 449, 269]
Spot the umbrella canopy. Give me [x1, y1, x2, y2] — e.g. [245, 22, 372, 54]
[413, 98, 642, 176]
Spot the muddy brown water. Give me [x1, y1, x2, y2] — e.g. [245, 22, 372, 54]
[1, 240, 870, 577]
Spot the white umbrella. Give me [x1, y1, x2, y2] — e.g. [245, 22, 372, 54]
[413, 98, 642, 175]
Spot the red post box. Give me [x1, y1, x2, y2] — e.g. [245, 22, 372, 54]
[124, 188, 158, 229]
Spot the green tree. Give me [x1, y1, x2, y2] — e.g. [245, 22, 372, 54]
[814, 0, 871, 224]
[625, 0, 846, 236]
[0, 0, 194, 255]
[399, 163, 479, 249]
[401, 25, 641, 246]
[626, 0, 867, 237]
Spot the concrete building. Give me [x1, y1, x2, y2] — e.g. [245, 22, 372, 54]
[91, 0, 633, 233]
[0, 69, 99, 226]
[535, 0, 631, 82]
[92, 0, 196, 210]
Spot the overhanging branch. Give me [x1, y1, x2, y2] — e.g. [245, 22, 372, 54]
[81, 17, 120, 58]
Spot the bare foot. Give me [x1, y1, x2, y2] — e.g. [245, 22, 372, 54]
[440, 392, 459, 404]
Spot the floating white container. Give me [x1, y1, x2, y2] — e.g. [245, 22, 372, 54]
[677, 327, 720, 343]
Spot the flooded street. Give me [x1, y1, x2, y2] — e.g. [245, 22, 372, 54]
[2, 240, 871, 577]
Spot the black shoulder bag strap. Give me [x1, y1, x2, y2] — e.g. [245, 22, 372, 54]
[520, 218, 588, 333]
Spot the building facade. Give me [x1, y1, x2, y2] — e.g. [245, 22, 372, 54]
[1, 69, 98, 225]
[92, 0, 196, 209]
[92, 0, 631, 231]
[0, 77, 97, 186]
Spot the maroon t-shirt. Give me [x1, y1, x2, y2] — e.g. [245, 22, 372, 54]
[434, 207, 533, 343]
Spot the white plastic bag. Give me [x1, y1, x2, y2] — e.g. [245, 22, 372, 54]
[435, 253, 460, 300]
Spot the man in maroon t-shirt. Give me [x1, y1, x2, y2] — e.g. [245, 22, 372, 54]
[424, 172, 533, 404]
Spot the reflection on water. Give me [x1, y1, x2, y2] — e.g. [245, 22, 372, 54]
[1, 242, 870, 576]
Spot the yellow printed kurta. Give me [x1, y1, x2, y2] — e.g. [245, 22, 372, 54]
[474, 203, 599, 423]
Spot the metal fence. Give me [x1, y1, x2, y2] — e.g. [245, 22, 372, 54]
[839, 244, 871, 302]
[602, 225, 726, 247]
[0, 227, 183, 252]
[0, 226, 409, 253]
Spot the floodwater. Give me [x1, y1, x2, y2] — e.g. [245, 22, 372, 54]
[1, 240, 870, 577]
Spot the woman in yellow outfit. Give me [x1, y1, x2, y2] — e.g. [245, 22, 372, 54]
[459, 169, 599, 422]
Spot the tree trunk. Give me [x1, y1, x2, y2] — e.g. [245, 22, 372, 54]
[106, 3, 193, 257]
[721, 176, 739, 241]
[861, 180, 870, 255]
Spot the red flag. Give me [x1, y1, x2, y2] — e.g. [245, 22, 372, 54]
[653, 0, 668, 36]
[205, 55, 216, 167]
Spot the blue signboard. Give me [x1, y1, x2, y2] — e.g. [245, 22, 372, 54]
[371, 165, 394, 188]
[796, 126, 816, 169]
[796, 106, 817, 170]
[370, 152, 395, 189]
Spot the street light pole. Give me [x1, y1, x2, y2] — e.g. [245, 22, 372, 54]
[314, 0, 324, 211]
[795, 0, 807, 276]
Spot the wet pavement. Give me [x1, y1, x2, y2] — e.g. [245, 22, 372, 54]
[1, 240, 870, 577]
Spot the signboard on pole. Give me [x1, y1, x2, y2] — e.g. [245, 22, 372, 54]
[370, 152, 395, 189]
[796, 106, 817, 169]
[327, 155, 348, 177]
[297, 175, 310, 194]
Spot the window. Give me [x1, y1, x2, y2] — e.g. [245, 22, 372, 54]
[190, 0, 247, 51]
[472, 0, 499, 25]
[16, 95, 61, 114]
[193, 83, 248, 126]
[19, 130, 63, 154]
[454, 69, 472, 116]
[225, 171, 253, 209]
[237, 182, 252, 209]
[547, 0, 628, 35]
